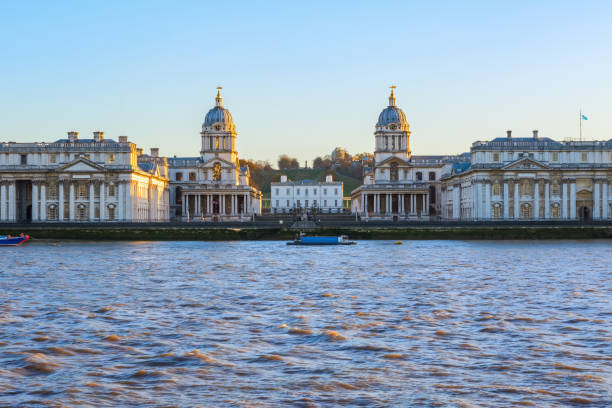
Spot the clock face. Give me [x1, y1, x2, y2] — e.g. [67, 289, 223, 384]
[389, 124, 397, 130]
[214, 125, 221, 131]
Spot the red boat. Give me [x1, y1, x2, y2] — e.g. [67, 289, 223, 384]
[0, 234, 30, 246]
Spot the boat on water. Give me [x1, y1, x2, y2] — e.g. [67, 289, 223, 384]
[0, 234, 30, 246]
[287, 234, 356, 246]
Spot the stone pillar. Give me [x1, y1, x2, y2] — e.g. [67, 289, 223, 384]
[422, 194, 427, 216]
[32, 182, 39, 221]
[399, 194, 404, 214]
[8, 182, 16, 222]
[220, 194, 225, 215]
[544, 181, 550, 219]
[0, 183, 6, 221]
[603, 181, 609, 219]
[69, 182, 75, 221]
[562, 181, 569, 219]
[514, 180, 519, 219]
[118, 182, 125, 221]
[99, 181, 105, 221]
[503, 180, 509, 219]
[59, 181, 65, 221]
[474, 181, 481, 220]
[40, 184, 46, 221]
[185, 194, 190, 218]
[533, 180, 539, 220]
[125, 182, 132, 221]
[593, 180, 601, 220]
[570, 180, 576, 220]
[413, 194, 419, 215]
[485, 181, 491, 219]
[89, 181, 95, 221]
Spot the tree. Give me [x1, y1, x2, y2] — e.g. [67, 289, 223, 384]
[278, 154, 300, 170]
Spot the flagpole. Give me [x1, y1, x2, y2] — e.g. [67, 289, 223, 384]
[579, 109, 582, 141]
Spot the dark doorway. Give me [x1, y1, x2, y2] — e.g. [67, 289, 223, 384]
[579, 206, 591, 221]
[16, 180, 32, 222]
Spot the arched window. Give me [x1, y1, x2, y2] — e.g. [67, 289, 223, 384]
[493, 183, 501, 196]
[520, 203, 531, 219]
[390, 163, 398, 181]
[213, 163, 222, 181]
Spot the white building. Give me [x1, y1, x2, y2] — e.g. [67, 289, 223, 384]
[351, 88, 455, 219]
[270, 174, 343, 213]
[0, 131, 170, 222]
[441, 130, 612, 221]
[168, 89, 262, 221]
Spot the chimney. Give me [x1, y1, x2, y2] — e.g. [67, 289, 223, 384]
[93, 131, 104, 142]
[280, 175, 288, 183]
[137, 148, 143, 156]
[326, 174, 333, 183]
[67, 131, 79, 142]
[118, 135, 128, 143]
[150, 147, 159, 157]
[532, 130, 539, 139]
[506, 130, 512, 138]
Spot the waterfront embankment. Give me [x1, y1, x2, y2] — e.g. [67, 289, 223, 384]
[2, 222, 612, 240]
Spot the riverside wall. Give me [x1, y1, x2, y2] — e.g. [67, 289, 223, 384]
[2, 222, 612, 241]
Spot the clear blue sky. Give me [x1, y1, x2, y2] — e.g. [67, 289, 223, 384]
[1, 1, 611, 166]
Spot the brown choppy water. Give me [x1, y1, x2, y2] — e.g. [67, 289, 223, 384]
[1, 240, 611, 407]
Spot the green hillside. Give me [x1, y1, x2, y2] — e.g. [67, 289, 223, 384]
[254, 168, 361, 198]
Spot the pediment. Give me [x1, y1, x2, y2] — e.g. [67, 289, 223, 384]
[199, 157, 236, 168]
[377, 157, 412, 167]
[56, 158, 106, 173]
[502, 157, 550, 170]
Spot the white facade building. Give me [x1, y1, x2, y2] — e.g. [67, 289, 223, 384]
[270, 175, 343, 213]
[441, 130, 612, 221]
[0, 132, 170, 222]
[168, 89, 262, 221]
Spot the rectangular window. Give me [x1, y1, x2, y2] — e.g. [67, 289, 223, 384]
[296, 188, 300, 195]
[493, 153, 499, 162]
[108, 207, 115, 220]
[297, 200, 301, 207]
[552, 183, 560, 196]
[581, 152, 588, 162]
[324, 199, 327, 207]
[334, 188, 338, 195]
[305, 189, 309, 196]
[20, 154, 27, 165]
[78, 184, 88, 198]
[275, 200, 279, 207]
[175, 172, 183, 181]
[429, 172, 436, 181]
[313, 200, 317, 206]
[416, 172, 423, 181]
[286, 200, 290, 207]
[49, 154, 57, 164]
[275, 188, 279, 195]
[305, 200, 309, 207]
[323, 188, 327, 194]
[286, 188, 290, 194]
[552, 152, 559, 162]
[314, 189, 317, 195]
[189, 172, 196, 181]
[109, 154, 115, 164]
[335, 200, 338, 207]
[84, 154, 90, 160]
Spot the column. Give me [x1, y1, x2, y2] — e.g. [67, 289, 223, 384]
[399, 194, 404, 214]
[562, 181, 568, 219]
[59, 181, 65, 221]
[32, 182, 39, 221]
[603, 181, 609, 219]
[220, 194, 225, 215]
[513, 180, 519, 219]
[125, 182, 132, 221]
[99, 181, 105, 221]
[40, 184, 46, 221]
[412, 194, 418, 215]
[593, 180, 600, 220]
[185, 194, 190, 218]
[8, 182, 16, 222]
[118, 182, 125, 221]
[570, 180, 576, 220]
[474, 181, 481, 220]
[231, 194, 236, 215]
[89, 181, 95, 221]
[0, 183, 6, 221]
[544, 181, 550, 219]
[362, 193, 366, 215]
[503, 180, 509, 219]
[485, 181, 491, 219]
[422, 194, 427, 216]
[207, 194, 212, 214]
[69, 182, 75, 221]
[533, 180, 539, 220]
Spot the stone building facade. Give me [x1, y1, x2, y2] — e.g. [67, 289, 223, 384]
[168, 89, 262, 221]
[441, 130, 612, 220]
[270, 175, 343, 213]
[0, 131, 170, 222]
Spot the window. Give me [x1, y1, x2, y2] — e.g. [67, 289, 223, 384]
[324, 200, 327, 207]
[47, 206, 58, 220]
[314, 200, 317, 206]
[493, 183, 501, 196]
[521, 180, 530, 195]
[109, 185, 116, 196]
[552, 152, 559, 162]
[390, 163, 398, 181]
[189, 172, 196, 181]
[84, 154, 90, 160]
[313, 189, 317, 195]
[403, 169, 408, 179]
[50, 154, 57, 164]
[286, 188, 290, 194]
[209, 137, 213, 150]
[429, 172, 436, 181]
[212, 163, 221, 181]
[297, 188, 300, 195]
[520, 204, 531, 219]
[78, 184, 88, 199]
[335, 200, 338, 207]
[286, 200, 290, 206]
[552, 183, 561, 196]
[275, 200, 279, 207]
[305, 189, 309, 196]
[493, 153, 499, 162]
[297, 200, 301, 207]
[305, 200, 309, 207]
[323, 188, 327, 194]
[551, 204, 560, 218]
[77, 205, 87, 220]
[175, 172, 183, 181]
[334, 188, 338, 195]
[109, 154, 115, 164]
[581, 152, 588, 162]
[20, 154, 27, 165]
[215, 137, 219, 149]
[275, 188, 279, 195]
[493, 205, 502, 218]
[416, 172, 423, 181]
[108, 207, 115, 221]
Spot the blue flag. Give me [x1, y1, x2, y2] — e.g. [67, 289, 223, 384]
[581, 114, 588, 120]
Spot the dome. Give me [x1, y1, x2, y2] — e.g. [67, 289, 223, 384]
[377, 106, 407, 126]
[376, 87, 408, 127]
[202, 89, 236, 131]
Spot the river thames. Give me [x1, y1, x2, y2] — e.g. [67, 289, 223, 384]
[1, 240, 611, 407]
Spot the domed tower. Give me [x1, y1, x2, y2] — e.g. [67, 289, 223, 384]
[200, 87, 238, 164]
[374, 86, 411, 163]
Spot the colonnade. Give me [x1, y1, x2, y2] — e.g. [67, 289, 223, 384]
[361, 192, 429, 217]
[182, 192, 250, 218]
